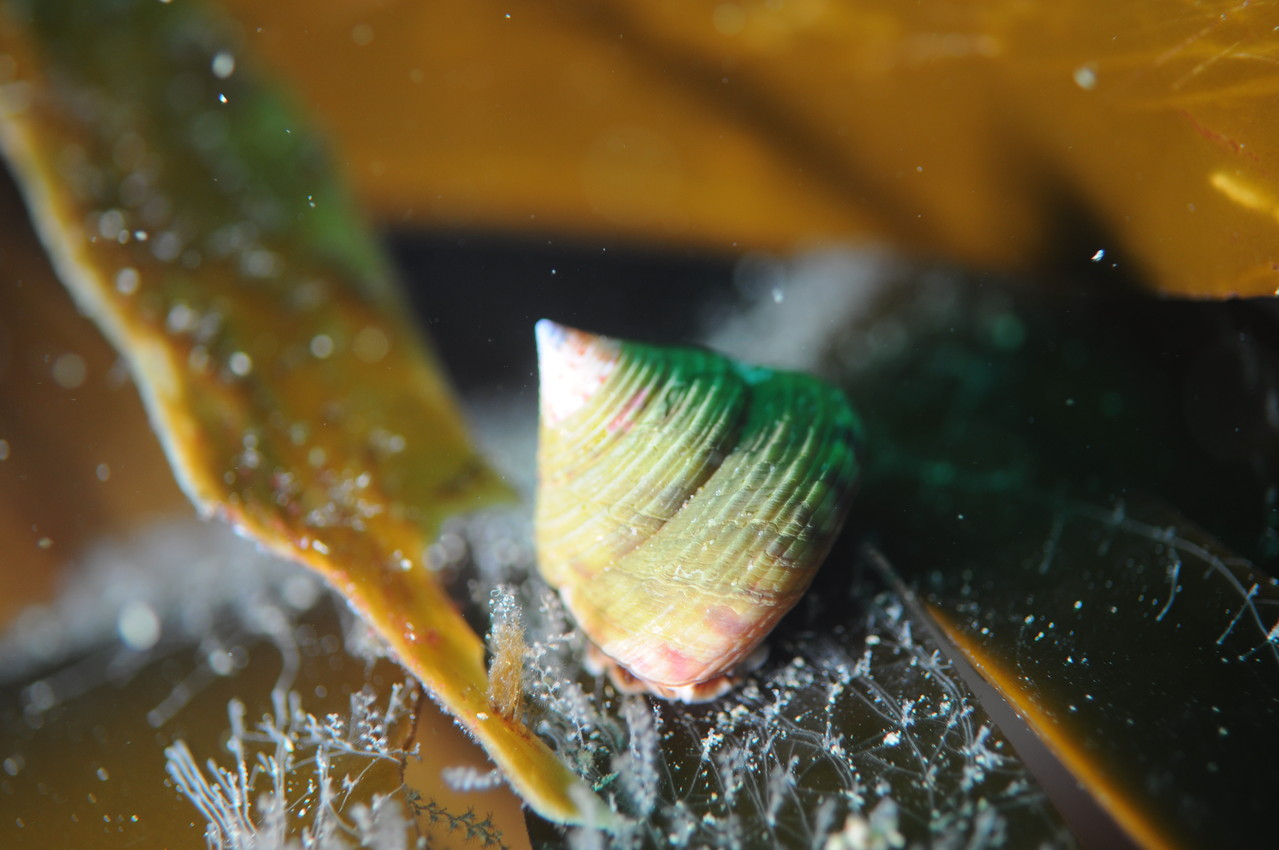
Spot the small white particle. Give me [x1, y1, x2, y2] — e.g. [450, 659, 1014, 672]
[188, 346, 210, 373]
[26, 681, 54, 711]
[352, 326, 390, 363]
[36, 537, 52, 550]
[309, 334, 334, 359]
[217, 92, 228, 104]
[166, 303, 196, 334]
[152, 231, 182, 262]
[211, 50, 236, 79]
[96, 767, 109, 781]
[96, 463, 111, 482]
[228, 351, 252, 377]
[1090, 249, 1105, 262]
[311, 539, 330, 555]
[1073, 600, 1083, 610]
[1073, 64, 1098, 90]
[97, 209, 125, 241]
[282, 575, 320, 610]
[117, 601, 161, 651]
[207, 650, 234, 676]
[52, 352, 87, 389]
[242, 248, 278, 278]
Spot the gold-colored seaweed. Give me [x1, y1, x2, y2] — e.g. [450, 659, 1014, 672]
[223, 0, 1279, 299]
[0, 0, 608, 827]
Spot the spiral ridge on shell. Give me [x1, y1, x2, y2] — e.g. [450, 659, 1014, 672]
[534, 319, 860, 701]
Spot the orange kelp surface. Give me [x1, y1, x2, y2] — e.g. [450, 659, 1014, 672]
[223, 0, 1279, 298]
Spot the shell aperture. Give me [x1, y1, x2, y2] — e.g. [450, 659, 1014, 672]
[534, 320, 861, 702]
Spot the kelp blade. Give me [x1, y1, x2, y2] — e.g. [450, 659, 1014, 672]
[0, 0, 607, 826]
[224, 0, 1279, 298]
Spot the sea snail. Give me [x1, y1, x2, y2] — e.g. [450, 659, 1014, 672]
[534, 320, 861, 702]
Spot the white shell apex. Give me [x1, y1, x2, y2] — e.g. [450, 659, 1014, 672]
[534, 319, 620, 427]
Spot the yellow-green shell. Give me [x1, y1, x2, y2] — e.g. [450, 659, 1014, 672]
[534, 320, 860, 700]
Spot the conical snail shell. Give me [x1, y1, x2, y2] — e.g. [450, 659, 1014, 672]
[534, 320, 860, 702]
